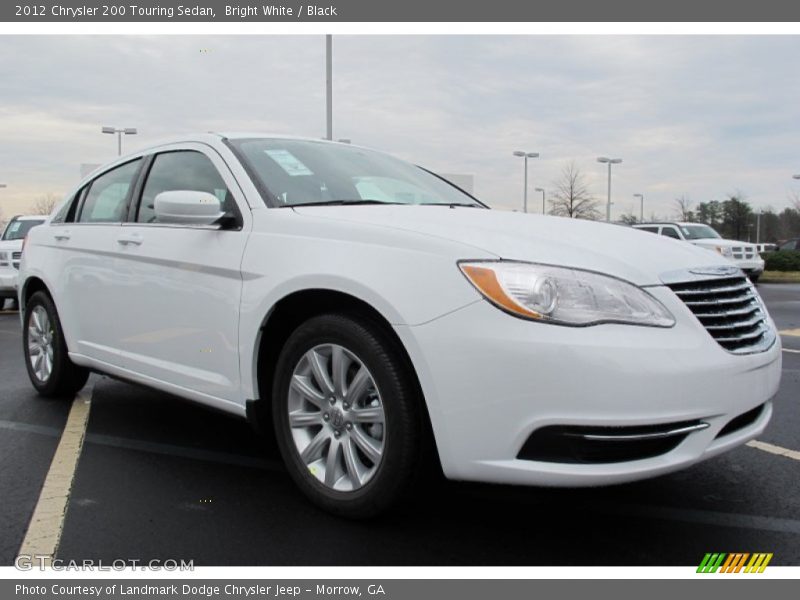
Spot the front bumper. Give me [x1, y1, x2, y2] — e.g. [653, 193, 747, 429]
[735, 258, 765, 276]
[0, 268, 19, 298]
[396, 286, 781, 486]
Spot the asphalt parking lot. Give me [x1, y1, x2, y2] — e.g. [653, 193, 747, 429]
[1, 285, 798, 567]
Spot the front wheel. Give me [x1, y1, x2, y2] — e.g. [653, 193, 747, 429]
[272, 313, 426, 518]
[23, 291, 89, 397]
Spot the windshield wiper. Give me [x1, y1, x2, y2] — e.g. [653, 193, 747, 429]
[286, 199, 405, 208]
[417, 202, 485, 209]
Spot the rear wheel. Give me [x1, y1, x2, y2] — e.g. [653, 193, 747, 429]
[272, 313, 425, 518]
[23, 291, 89, 397]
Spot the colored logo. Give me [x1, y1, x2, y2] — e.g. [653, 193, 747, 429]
[697, 553, 773, 573]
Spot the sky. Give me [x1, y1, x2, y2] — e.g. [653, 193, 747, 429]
[1, 35, 800, 219]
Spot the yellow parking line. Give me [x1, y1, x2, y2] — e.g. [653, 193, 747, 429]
[16, 388, 92, 565]
[747, 440, 800, 462]
[780, 328, 800, 337]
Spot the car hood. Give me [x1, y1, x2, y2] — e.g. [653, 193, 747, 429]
[292, 205, 731, 286]
[690, 238, 755, 249]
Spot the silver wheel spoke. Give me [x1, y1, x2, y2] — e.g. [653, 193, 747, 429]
[346, 366, 370, 403]
[300, 428, 330, 464]
[289, 409, 322, 427]
[331, 345, 348, 397]
[350, 426, 383, 465]
[342, 438, 364, 488]
[291, 374, 325, 407]
[324, 438, 341, 487]
[308, 349, 334, 395]
[350, 405, 384, 424]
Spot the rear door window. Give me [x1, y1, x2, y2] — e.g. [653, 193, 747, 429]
[78, 159, 142, 223]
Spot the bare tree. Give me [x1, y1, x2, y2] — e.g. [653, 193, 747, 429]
[789, 189, 800, 212]
[617, 213, 639, 225]
[548, 162, 600, 220]
[33, 193, 59, 216]
[674, 195, 694, 221]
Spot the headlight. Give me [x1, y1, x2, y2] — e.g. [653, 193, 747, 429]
[0, 252, 8, 267]
[459, 261, 675, 327]
[714, 246, 733, 258]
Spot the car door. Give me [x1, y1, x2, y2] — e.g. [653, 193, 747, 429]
[45, 158, 144, 359]
[104, 144, 250, 406]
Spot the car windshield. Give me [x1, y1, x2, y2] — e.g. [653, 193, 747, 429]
[228, 138, 484, 208]
[2, 219, 44, 241]
[679, 224, 721, 240]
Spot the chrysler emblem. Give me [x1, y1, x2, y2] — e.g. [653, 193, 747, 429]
[689, 266, 740, 277]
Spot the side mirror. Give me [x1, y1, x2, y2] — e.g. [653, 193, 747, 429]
[153, 190, 225, 226]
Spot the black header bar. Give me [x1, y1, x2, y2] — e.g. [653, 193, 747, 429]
[4, 0, 800, 22]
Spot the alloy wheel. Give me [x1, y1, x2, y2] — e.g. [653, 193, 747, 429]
[287, 343, 386, 492]
[27, 305, 54, 382]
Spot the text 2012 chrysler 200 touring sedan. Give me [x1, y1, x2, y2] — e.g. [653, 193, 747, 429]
[19, 134, 781, 516]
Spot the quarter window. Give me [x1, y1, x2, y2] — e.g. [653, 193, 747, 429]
[137, 151, 230, 224]
[78, 159, 142, 223]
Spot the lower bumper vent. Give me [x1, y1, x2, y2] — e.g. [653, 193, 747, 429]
[517, 420, 709, 464]
[715, 404, 765, 439]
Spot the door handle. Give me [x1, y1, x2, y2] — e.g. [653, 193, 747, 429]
[117, 233, 143, 246]
[53, 230, 71, 241]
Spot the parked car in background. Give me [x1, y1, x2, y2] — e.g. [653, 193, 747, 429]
[17, 134, 781, 517]
[633, 222, 765, 283]
[776, 238, 799, 251]
[755, 243, 776, 254]
[0, 215, 45, 309]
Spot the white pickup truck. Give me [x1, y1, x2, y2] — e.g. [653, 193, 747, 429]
[633, 222, 764, 283]
[0, 215, 46, 309]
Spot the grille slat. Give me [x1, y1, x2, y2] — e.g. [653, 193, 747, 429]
[667, 274, 775, 355]
[683, 293, 755, 307]
[674, 281, 751, 296]
[704, 315, 764, 331]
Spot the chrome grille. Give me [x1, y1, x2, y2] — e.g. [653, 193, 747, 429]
[667, 275, 775, 354]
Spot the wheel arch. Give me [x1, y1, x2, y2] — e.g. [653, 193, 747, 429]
[20, 275, 52, 312]
[250, 287, 441, 469]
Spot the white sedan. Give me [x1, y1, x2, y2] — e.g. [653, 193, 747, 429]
[19, 134, 781, 516]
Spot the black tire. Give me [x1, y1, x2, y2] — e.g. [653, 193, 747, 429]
[272, 312, 426, 518]
[23, 291, 89, 398]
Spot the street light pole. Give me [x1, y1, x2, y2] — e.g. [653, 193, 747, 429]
[597, 156, 622, 222]
[535, 187, 546, 215]
[102, 126, 137, 156]
[326, 35, 333, 141]
[756, 209, 762, 245]
[633, 193, 644, 222]
[513, 151, 539, 213]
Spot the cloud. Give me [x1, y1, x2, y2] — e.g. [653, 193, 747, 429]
[1, 35, 799, 219]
